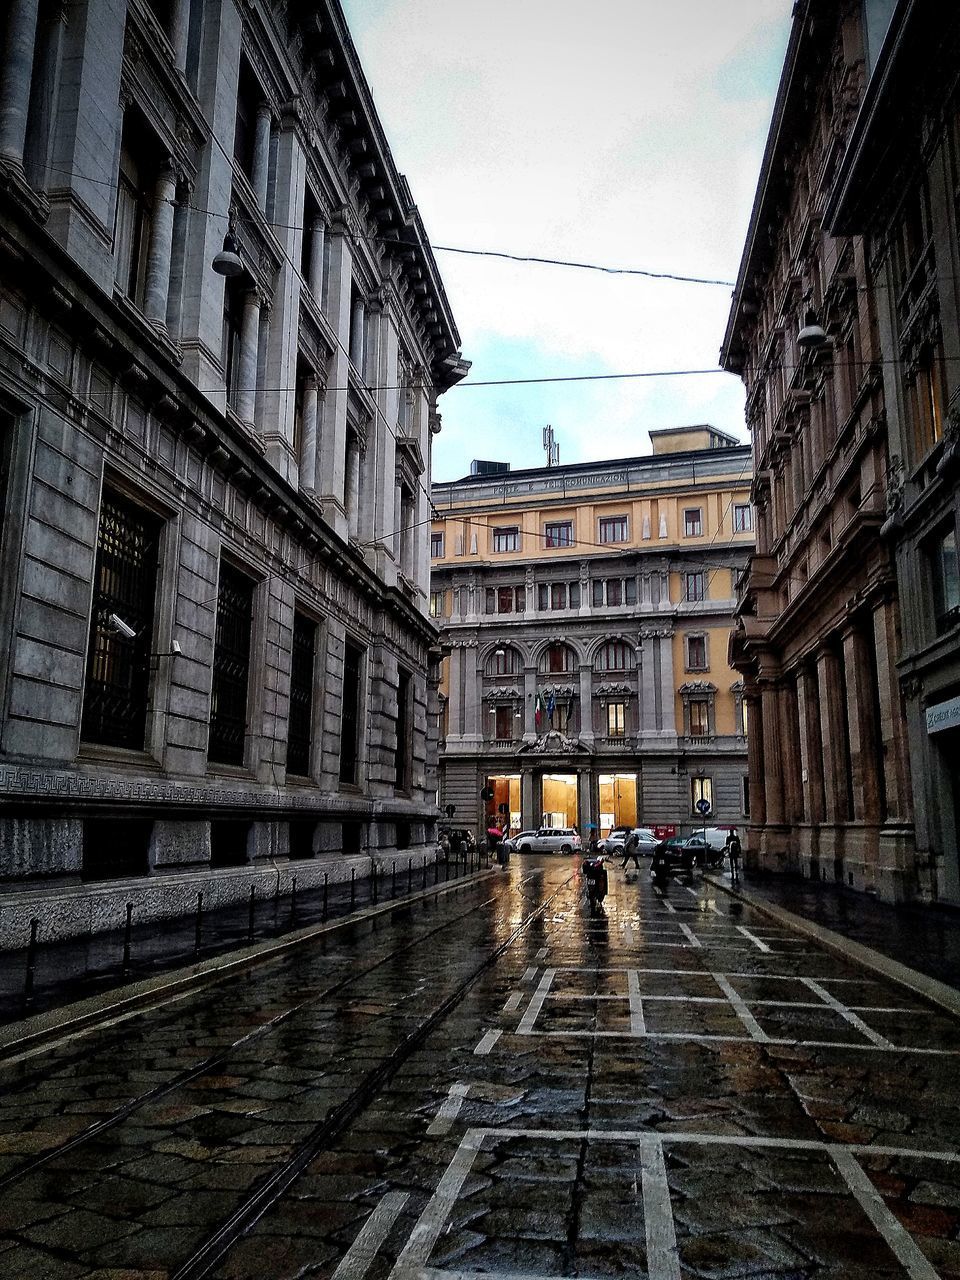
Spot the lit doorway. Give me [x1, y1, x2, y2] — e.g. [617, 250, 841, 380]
[485, 774, 521, 834]
[541, 774, 578, 828]
[598, 773, 638, 836]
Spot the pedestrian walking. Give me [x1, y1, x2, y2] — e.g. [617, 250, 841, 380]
[620, 830, 642, 871]
[725, 828, 742, 882]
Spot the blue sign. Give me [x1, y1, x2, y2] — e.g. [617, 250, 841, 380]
[695, 798, 711, 815]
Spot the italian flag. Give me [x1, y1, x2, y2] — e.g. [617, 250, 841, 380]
[535, 690, 544, 728]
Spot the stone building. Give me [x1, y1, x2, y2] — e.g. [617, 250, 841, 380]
[720, 0, 918, 902]
[0, 0, 467, 943]
[430, 430, 753, 840]
[825, 2, 960, 902]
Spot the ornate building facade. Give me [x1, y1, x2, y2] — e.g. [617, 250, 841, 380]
[431, 430, 753, 840]
[0, 0, 467, 943]
[826, 1, 960, 902]
[721, 0, 928, 903]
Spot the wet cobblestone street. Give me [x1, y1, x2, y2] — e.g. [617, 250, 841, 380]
[2, 859, 960, 1278]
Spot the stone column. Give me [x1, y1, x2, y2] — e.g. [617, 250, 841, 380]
[346, 435, 361, 541]
[523, 665, 537, 739]
[169, 0, 190, 72]
[797, 664, 826, 826]
[142, 161, 178, 326]
[745, 691, 765, 827]
[0, 0, 40, 168]
[842, 623, 882, 824]
[318, 214, 352, 537]
[308, 214, 325, 301]
[235, 288, 262, 425]
[521, 771, 535, 829]
[350, 294, 365, 369]
[872, 596, 912, 820]
[638, 630, 657, 732]
[759, 678, 784, 826]
[298, 373, 319, 494]
[816, 645, 848, 862]
[578, 663, 594, 743]
[251, 104, 272, 211]
[394, 478, 404, 564]
[658, 630, 677, 733]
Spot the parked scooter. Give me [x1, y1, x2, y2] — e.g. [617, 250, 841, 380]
[581, 855, 608, 909]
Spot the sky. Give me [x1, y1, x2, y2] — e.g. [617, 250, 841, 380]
[340, 1, 792, 482]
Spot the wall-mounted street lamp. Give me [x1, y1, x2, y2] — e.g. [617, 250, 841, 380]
[212, 229, 243, 277]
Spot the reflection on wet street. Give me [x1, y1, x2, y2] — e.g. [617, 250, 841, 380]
[1, 858, 959, 1278]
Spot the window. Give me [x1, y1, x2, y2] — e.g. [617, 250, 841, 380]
[81, 490, 161, 750]
[691, 775, 713, 816]
[599, 515, 628, 543]
[493, 526, 520, 553]
[222, 277, 246, 409]
[209, 562, 255, 766]
[569, 582, 581, 608]
[684, 508, 702, 537]
[606, 702, 626, 738]
[114, 117, 158, 307]
[233, 56, 262, 179]
[498, 586, 515, 614]
[550, 583, 566, 610]
[684, 571, 705, 602]
[430, 531, 444, 558]
[339, 640, 363, 785]
[429, 590, 444, 618]
[286, 612, 317, 777]
[606, 579, 622, 606]
[83, 819, 152, 881]
[542, 643, 574, 673]
[487, 585, 524, 614]
[686, 635, 707, 671]
[689, 699, 710, 738]
[544, 521, 573, 548]
[733, 503, 753, 533]
[592, 580, 604, 606]
[494, 704, 514, 741]
[624, 578, 636, 605]
[932, 523, 960, 633]
[596, 640, 631, 671]
[488, 647, 521, 676]
[905, 348, 947, 462]
[742, 775, 751, 817]
[394, 669, 411, 790]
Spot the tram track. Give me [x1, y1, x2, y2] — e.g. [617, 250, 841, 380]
[0, 860, 576, 1280]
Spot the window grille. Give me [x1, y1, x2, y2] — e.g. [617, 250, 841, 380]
[606, 702, 626, 737]
[209, 562, 254, 765]
[81, 490, 161, 750]
[287, 612, 316, 777]
[394, 669, 411, 789]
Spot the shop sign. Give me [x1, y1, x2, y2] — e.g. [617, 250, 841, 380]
[926, 696, 960, 735]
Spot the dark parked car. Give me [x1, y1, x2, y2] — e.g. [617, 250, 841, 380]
[650, 835, 723, 876]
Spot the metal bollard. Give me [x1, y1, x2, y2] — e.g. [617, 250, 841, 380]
[372, 863, 378, 904]
[392, 859, 397, 897]
[322, 872, 328, 921]
[407, 858, 413, 894]
[248, 885, 256, 942]
[122, 902, 133, 977]
[290, 876, 297, 923]
[421, 859, 427, 891]
[23, 918, 38, 1015]
[351, 867, 356, 909]
[194, 891, 203, 958]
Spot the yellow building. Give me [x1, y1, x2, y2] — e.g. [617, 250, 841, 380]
[430, 428, 754, 839]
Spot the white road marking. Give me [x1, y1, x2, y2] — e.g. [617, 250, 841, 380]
[517, 968, 556, 1034]
[658, 897, 677, 914]
[521, 967, 539, 983]
[623, 924, 635, 945]
[332, 1190, 409, 1280]
[640, 1134, 681, 1279]
[830, 1147, 940, 1279]
[712, 973, 770, 1042]
[535, 947, 548, 961]
[473, 1030, 502, 1055]
[681, 885, 722, 914]
[736, 925, 771, 953]
[502, 991, 523, 1013]
[389, 1130, 484, 1277]
[801, 977, 895, 1049]
[627, 970, 646, 1036]
[677, 922, 702, 949]
[426, 1082, 470, 1136]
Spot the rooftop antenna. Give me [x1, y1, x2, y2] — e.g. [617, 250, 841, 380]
[542, 424, 559, 468]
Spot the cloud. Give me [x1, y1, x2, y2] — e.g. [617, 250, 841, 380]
[341, 0, 790, 471]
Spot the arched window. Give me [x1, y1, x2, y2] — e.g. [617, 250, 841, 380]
[486, 646, 522, 676]
[594, 640, 634, 672]
[539, 643, 575, 674]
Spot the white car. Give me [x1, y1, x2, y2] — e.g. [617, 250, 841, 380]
[600, 827, 659, 855]
[513, 828, 582, 854]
